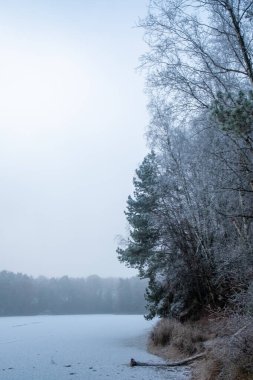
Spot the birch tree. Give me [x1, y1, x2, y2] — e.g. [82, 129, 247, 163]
[118, 0, 253, 319]
[141, 0, 253, 112]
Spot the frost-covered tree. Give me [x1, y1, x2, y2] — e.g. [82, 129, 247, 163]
[140, 0, 253, 113]
[118, 127, 222, 319]
[118, 0, 253, 320]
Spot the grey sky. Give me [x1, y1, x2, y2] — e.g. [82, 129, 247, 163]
[0, 0, 149, 278]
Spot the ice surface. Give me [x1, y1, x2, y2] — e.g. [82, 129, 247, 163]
[0, 314, 190, 379]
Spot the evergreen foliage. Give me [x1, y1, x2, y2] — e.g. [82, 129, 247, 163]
[212, 91, 253, 136]
[118, 0, 253, 320]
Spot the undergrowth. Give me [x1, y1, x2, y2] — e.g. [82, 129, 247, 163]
[148, 315, 253, 380]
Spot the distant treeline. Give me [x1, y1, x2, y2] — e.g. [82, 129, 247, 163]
[0, 271, 147, 316]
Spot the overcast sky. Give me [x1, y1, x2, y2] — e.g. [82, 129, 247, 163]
[0, 0, 149, 278]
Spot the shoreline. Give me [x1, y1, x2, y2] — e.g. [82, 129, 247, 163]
[146, 316, 253, 380]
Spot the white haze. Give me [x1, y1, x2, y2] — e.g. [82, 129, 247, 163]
[0, 0, 148, 278]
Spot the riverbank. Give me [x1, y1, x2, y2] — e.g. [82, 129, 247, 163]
[147, 314, 253, 380]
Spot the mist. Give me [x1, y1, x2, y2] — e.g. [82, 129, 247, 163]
[0, 0, 148, 278]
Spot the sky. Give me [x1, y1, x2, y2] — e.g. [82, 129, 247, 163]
[0, 0, 149, 278]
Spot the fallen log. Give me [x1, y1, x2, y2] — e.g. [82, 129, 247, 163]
[130, 352, 205, 367]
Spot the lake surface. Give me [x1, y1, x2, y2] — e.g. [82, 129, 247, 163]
[0, 315, 190, 379]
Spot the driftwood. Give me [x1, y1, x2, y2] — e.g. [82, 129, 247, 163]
[130, 353, 205, 367]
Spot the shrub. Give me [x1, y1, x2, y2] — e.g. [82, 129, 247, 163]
[209, 315, 253, 380]
[149, 318, 208, 356]
[149, 319, 174, 346]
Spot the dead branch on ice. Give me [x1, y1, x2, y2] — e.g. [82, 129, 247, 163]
[130, 353, 205, 367]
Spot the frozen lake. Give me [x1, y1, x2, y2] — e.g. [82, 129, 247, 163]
[0, 314, 190, 379]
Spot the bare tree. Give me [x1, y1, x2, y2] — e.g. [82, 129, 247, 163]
[140, 0, 253, 113]
[118, 0, 253, 320]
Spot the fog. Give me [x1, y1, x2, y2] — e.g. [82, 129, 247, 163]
[0, 271, 147, 316]
[0, 0, 148, 278]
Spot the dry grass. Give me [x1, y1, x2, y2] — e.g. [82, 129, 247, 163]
[148, 315, 253, 380]
[208, 316, 253, 380]
[148, 318, 208, 356]
[191, 357, 222, 380]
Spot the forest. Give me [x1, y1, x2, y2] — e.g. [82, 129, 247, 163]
[118, 0, 253, 322]
[0, 271, 146, 316]
[118, 1, 253, 378]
